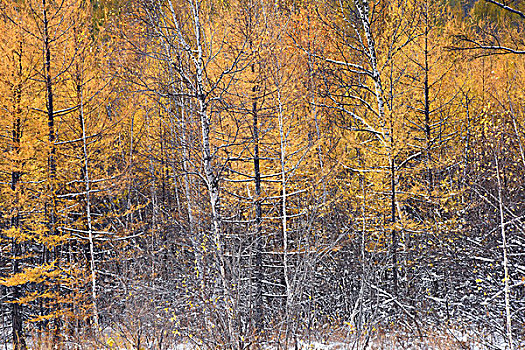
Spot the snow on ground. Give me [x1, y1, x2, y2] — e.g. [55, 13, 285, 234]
[1, 331, 523, 350]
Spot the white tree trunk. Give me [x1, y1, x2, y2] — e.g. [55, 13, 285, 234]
[495, 154, 513, 350]
[79, 80, 99, 330]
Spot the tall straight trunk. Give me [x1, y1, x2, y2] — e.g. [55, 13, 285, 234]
[192, 0, 233, 341]
[355, 171, 367, 346]
[355, 0, 396, 295]
[253, 82, 264, 332]
[251, 50, 264, 334]
[277, 88, 292, 347]
[305, 14, 322, 344]
[42, 0, 61, 342]
[198, 92, 233, 341]
[77, 72, 99, 330]
[11, 241, 25, 350]
[11, 37, 26, 350]
[126, 115, 135, 230]
[423, 1, 433, 195]
[495, 154, 514, 350]
[145, 110, 158, 284]
[180, 99, 203, 291]
[157, 2, 204, 291]
[390, 155, 397, 296]
[43, 0, 56, 225]
[306, 13, 326, 204]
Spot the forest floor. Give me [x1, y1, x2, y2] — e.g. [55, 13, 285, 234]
[1, 328, 521, 350]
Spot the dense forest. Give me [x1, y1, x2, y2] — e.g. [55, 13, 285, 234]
[1, 0, 525, 348]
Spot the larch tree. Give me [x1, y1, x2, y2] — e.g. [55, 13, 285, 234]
[0, 3, 40, 348]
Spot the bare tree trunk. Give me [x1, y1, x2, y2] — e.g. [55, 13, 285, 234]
[276, 87, 292, 348]
[192, 0, 233, 338]
[145, 109, 158, 285]
[390, 156, 397, 296]
[495, 153, 513, 350]
[180, 99, 203, 292]
[155, 5, 204, 294]
[77, 75, 99, 330]
[354, 0, 397, 295]
[306, 13, 325, 205]
[252, 72, 264, 334]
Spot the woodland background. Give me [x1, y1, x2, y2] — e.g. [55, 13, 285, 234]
[1, 0, 525, 348]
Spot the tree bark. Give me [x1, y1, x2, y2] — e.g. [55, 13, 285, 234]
[495, 153, 514, 350]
